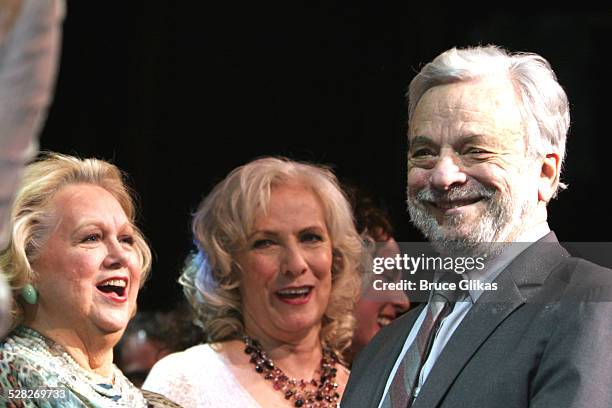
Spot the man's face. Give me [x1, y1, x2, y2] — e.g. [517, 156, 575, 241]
[406, 77, 540, 254]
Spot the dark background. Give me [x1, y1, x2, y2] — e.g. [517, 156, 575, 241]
[39, 3, 612, 310]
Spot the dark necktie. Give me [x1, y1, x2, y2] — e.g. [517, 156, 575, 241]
[381, 272, 463, 408]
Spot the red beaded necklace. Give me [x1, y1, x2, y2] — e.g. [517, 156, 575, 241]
[243, 335, 341, 408]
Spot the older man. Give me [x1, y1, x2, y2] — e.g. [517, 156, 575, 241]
[342, 45, 612, 408]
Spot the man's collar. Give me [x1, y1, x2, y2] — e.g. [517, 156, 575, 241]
[463, 222, 551, 302]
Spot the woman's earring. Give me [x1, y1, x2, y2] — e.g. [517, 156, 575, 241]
[20, 283, 38, 305]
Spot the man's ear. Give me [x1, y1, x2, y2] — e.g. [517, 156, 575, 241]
[538, 152, 561, 202]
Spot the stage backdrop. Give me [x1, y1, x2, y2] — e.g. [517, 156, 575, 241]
[40, 3, 612, 310]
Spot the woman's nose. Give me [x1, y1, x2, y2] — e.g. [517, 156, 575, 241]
[104, 238, 130, 269]
[282, 245, 308, 277]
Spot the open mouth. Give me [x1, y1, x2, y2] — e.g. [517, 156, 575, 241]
[96, 278, 127, 299]
[428, 196, 483, 210]
[275, 286, 313, 304]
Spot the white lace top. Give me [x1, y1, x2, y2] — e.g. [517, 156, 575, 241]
[143, 344, 263, 408]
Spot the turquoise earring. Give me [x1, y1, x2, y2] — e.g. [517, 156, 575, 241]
[20, 283, 37, 305]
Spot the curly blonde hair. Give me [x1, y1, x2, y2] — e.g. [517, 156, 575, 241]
[0, 152, 152, 328]
[180, 157, 363, 357]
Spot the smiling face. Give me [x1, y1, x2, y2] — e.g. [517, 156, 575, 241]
[29, 183, 142, 337]
[407, 77, 540, 253]
[237, 182, 333, 342]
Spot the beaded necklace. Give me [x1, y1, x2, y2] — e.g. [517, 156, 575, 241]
[243, 335, 341, 408]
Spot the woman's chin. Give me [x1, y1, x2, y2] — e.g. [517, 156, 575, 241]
[274, 315, 322, 337]
[90, 309, 131, 335]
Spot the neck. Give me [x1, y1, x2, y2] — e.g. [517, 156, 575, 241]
[244, 321, 323, 380]
[24, 313, 119, 377]
[508, 203, 548, 242]
[532, 203, 548, 229]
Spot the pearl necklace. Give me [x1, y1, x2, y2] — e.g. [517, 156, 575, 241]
[243, 335, 340, 408]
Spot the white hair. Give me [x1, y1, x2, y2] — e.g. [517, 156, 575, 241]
[407, 45, 570, 194]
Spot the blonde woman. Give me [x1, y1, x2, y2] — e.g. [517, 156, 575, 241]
[144, 157, 363, 408]
[0, 153, 179, 407]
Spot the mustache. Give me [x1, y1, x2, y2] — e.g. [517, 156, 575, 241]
[414, 183, 496, 204]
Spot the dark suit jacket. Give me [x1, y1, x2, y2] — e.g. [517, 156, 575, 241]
[342, 232, 612, 408]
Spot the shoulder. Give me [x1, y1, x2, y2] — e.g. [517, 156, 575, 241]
[144, 343, 216, 382]
[0, 338, 62, 407]
[142, 344, 227, 400]
[530, 264, 612, 405]
[157, 343, 216, 365]
[143, 343, 252, 408]
[554, 255, 612, 300]
[569, 257, 612, 282]
[519, 254, 612, 338]
[532, 255, 612, 360]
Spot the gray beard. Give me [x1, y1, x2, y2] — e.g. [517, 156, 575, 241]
[407, 182, 533, 258]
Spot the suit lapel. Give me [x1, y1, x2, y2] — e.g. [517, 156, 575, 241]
[349, 304, 425, 407]
[412, 268, 524, 408]
[412, 232, 567, 408]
